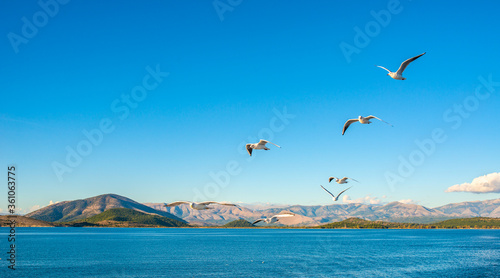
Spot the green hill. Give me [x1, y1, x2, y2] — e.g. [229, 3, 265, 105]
[432, 217, 500, 228]
[318, 218, 396, 229]
[317, 217, 500, 229]
[69, 208, 189, 227]
[223, 219, 254, 227]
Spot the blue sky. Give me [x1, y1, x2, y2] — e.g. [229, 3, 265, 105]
[1, 0, 500, 213]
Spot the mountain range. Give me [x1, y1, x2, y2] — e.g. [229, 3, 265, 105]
[25, 194, 500, 226]
[147, 198, 500, 226]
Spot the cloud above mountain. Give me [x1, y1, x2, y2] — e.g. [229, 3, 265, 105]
[398, 199, 418, 204]
[445, 172, 500, 193]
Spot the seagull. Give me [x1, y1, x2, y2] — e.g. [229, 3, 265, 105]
[320, 185, 351, 202]
[376, 52, 425, 80]
[252, 212, 295, 225]
[329, 177, 359, 184]
[246, 139, 281, 156]
[342, 115, 392, 135]
[164, 201, 237, 210]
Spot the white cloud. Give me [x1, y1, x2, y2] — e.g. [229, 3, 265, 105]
[342, 194, 385, 205]
[445, 172, 500, 193]
[398, 199, 418, 204]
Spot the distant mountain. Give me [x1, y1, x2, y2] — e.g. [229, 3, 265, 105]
[26, 194, 185, 223]
[223, 219, 254, 227]
[434, 199, 500, 218]
[68, 208, 188, 227]
[145, 198, 500, 226]
[145, 202, 261, 226]
[146, 202, 319, 226]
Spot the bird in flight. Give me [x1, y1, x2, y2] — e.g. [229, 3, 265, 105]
[342, 115, 392, 135]
[252, 212, 295, 225]
[320, 185, 351, 202]
[329, 177, 359, 184]
[246, 139, 281, 156]
[376, 52, 426, 80]
[164, 201, 237, 210]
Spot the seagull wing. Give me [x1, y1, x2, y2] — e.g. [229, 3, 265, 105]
[320, 185, 335, 198]
[213, 202, 237, 207]
[346, 177, 359, 183]
[246, 144, 253, 156]
[259, 139, 281, 148]
[376, 65, 391, 73]
[266, 141, 281, 148]
[328, 177, 336, 183]
[164, 201, 189, 207]
[335, 186, 352, 201]
[198, 201, 218, 206]
[342, 119, 358, 135]
[257, 140, 268, 146]
[252, 219, 264, 225]
[396, 52, 425, 75]
[365, 115, 392, 126]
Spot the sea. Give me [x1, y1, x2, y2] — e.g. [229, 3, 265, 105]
[0, 228, 499, 277]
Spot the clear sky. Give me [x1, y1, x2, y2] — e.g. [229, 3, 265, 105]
[1, 0, 500, 214]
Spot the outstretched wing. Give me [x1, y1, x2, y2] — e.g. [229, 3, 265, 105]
[396, 52, 425, 75]
[328, 177, 336, 183]
[259, 139, 281, 148]
[365, 115, 392, 126]
[376, 65, 391, 73]
[257, 140, 268, 146]
[346, 177, 359, 183]
[267, 141, 281, 148]
[246, 144, 253, 156]
[342, 119, 358, 135]
[213, 202, 237, 207]
[252, 219, 264, 225]
[320, 185, 335, 198]
[336, 186, 352, 201]
[164, 201, 189, 207]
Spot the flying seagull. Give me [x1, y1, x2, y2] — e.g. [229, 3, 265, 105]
[342, 115, 392, 135]
[376, 52, 425, 80]
[320, 185, 351, 202]
[329, 177, 359, 184]
[164, 201, 237, 210]
[246, 139, 281, 156]
[252, 212, 295, 225]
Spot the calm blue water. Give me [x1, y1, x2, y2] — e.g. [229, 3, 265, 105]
[0, 228, 499, 277]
